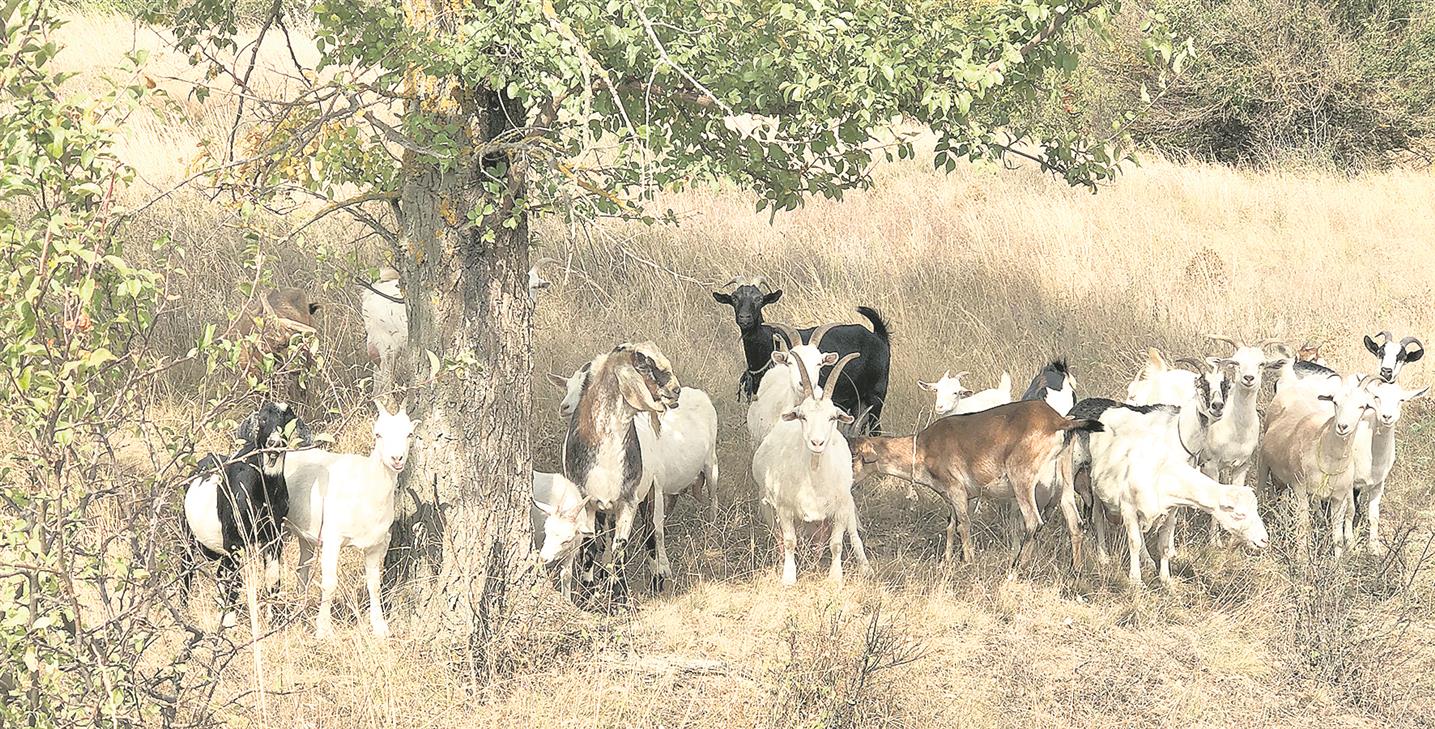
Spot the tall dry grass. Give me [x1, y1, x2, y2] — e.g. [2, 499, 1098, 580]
[35, 12, 1435, 728]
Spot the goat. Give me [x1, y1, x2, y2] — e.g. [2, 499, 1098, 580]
[752, 353, 872, 585]
[550, 366, 718, 521]
[1344, 379, 1428, 554]
[747, 322, 839, 445]
[531, 471, 589, 555]
[360, 267, 406, 396]
[1257, 374, 1376, 558]
[1020, 359, 1075, 416]
[1364, 331, 1424, 383]
[1198, 337, 1286, 536]
[235, 288, 321, 395]
[1071, 397, 1268, 584]
[919, 370, 1013, 416]
[712, 276, 891, 432]
[283, 400, 416, 638]
[1277, 331, 1425, 391]
[851, 401, 1100, 569]
[181, 401, 304, 628]
[559, 342, 681, 602]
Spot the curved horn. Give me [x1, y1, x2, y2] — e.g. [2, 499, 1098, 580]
[1204, 334, 1241, 351]
[1400, 336, 1423, 353]
[1173, 357, 1207, 372]
[768, 322, 802, 351]
[793, 354, 816, 399]
[1255, 337, 1285, 350]
[1377, 330, 1394, 344]
[721, 275, 746, 289]
[750, 275, 768, 291]
[808, 322, 838, 350]
[823, 353, 861, 401]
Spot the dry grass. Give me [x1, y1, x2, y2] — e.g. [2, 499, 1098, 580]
[35, 12, 1435, 728]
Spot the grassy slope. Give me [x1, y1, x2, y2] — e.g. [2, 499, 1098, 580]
[45, 13, 1435, 728]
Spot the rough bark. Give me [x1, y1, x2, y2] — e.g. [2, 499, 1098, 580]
[393, 0, 535, 678]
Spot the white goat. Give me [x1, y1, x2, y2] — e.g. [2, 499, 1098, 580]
[1345, 379, 1428, 554]
[752, 353, 871, 585]
[746, 322, 838, 445]
[361, 268, 406, 396]
[531, 471, 588, 555]
[1076, 399, 1269, 584]
[1258, 374, 1375, 558]
[283, 400, 416, 639]
[919, 370, 1013, 416]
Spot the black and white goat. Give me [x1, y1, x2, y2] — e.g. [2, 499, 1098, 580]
[1279, 331, 1424, 389]
[181, 402, 306, 628]
[1020, 359, 1076, 416]
[712, 276, 891, 432]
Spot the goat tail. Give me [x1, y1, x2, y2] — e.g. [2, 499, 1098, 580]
[855, 306, 890, 345]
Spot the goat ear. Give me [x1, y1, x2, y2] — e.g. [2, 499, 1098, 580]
[1364, 335, 1382, 356]
[1263, 357, 1289, 370]
[820, 352, 838, 366]
[617, 366, 664, 413]
[547, 373, 570, 390]
[533, 496, 559, 517]
[762, 289, 783, 305]
[712, 291, 732, 305]
[771, 350, 790, 366]
[780, 410, 800, 421]
[836, 411, 855, 424]
[917, 380, 936, 392]
[1406, 386, 1430, 401]
[1406, 347, 1425, 363]
[1317, 394, 1335, 402]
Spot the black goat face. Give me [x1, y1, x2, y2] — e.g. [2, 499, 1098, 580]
[250, 401, 299, 476]
[712, 285, 782, 331]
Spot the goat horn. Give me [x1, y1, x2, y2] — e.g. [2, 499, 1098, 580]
[768, 322, 802, 351]
[721, 276, 745, 290]
[1400, 336, 1423, 353]
[793, 353, 817, 400]
[1377, 330, 1394, 344]
[274, 316, 318, 335]
[808, 322, 838, 351]
[1204, 334, 1241, 351]
[824, 353, 861, 401]
[1173, 357, 1207, 372]
[951, 370, 971, 381]
[750, 275, 768, 291]
[1255, 337, 1285, 349]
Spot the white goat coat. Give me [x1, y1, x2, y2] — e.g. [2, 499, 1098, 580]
[361, 280, 406, 361]
[747, 366, 801, 445]
[752, 421, 855, 524]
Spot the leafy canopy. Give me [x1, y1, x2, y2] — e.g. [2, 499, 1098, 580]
[152, 0, 1188, 229]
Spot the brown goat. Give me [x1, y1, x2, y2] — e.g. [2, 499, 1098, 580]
[850, 401, 1102, 569]
[235, 288, 321, 392]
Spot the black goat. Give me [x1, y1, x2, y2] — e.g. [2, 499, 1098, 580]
[180, 401, 306, 628]
[1020, 359, 1076, 416]
[713, 277, 892, 432]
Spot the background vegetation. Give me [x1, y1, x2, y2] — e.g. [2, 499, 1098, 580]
[4, 4, 1435, 727]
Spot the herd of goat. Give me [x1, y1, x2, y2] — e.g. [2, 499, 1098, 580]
[180, 274, 1428, 637]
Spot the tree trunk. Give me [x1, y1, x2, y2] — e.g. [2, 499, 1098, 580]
[392, 4, 535, 677]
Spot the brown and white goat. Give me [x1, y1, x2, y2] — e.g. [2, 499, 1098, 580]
[850, 402, 1102, 569]
[558, 341, 681, 600]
